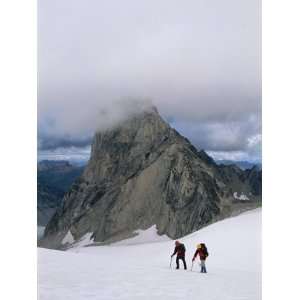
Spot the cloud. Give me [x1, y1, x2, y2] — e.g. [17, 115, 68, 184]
[172, 114, 261, 151]
[38, 146, 91, 164]
[38, 0, 261, 161]
[38, 98, 154, 150]
[38, 136, 92, 151]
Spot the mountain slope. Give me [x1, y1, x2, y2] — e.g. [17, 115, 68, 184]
[38, 209, 261, 300]
[41, 107, 261, 249]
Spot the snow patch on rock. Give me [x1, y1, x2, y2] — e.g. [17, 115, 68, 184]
[233, 192, 250, 201]
[73, 232, 94, 248]
[62, 230, 75, 245]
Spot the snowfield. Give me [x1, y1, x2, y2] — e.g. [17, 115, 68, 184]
[38, 209, 261, 300]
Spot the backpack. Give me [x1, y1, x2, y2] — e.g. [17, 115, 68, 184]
[177, 243, 186, 254]
[202, 244, 209, 257]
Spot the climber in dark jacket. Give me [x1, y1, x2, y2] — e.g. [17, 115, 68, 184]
[171, 241, 187, 270]
[192, 243, 209, 273]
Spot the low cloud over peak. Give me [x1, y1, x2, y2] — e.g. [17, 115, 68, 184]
[38, 0, 261, 162]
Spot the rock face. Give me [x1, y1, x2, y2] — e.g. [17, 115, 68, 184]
[41, 107, 261, 249]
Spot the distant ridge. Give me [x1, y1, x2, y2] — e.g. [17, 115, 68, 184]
[215, 160, 262, 171]
[37, 160, 85, 226]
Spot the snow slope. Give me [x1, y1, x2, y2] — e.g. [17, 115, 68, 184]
[38, 209, 261, 300]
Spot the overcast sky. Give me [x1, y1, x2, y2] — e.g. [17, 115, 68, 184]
[38, 0, 261, 162]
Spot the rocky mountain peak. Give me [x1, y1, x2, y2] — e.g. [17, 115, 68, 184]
[41, 108, 261, 249]
[85, 106, 186, 186]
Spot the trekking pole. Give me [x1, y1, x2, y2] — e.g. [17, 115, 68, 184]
[190, 261, 194, 271]
[170, 256, 173, 269]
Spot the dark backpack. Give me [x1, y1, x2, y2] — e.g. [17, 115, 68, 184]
[181, 244, 186, 253]
[202, 244, 209, 257]
[177, 243, 186, 256]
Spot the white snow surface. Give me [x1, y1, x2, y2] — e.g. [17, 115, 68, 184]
[233, 192, 250, 201]
[38, 209, 261, 300]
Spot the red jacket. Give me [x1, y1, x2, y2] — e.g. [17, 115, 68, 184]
[193, 248, 208, 261]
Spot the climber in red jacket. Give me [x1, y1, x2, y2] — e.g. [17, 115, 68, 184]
[192, 243, 209, 273]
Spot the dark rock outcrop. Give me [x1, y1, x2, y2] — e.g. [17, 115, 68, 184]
[41, 107, 261, 249]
